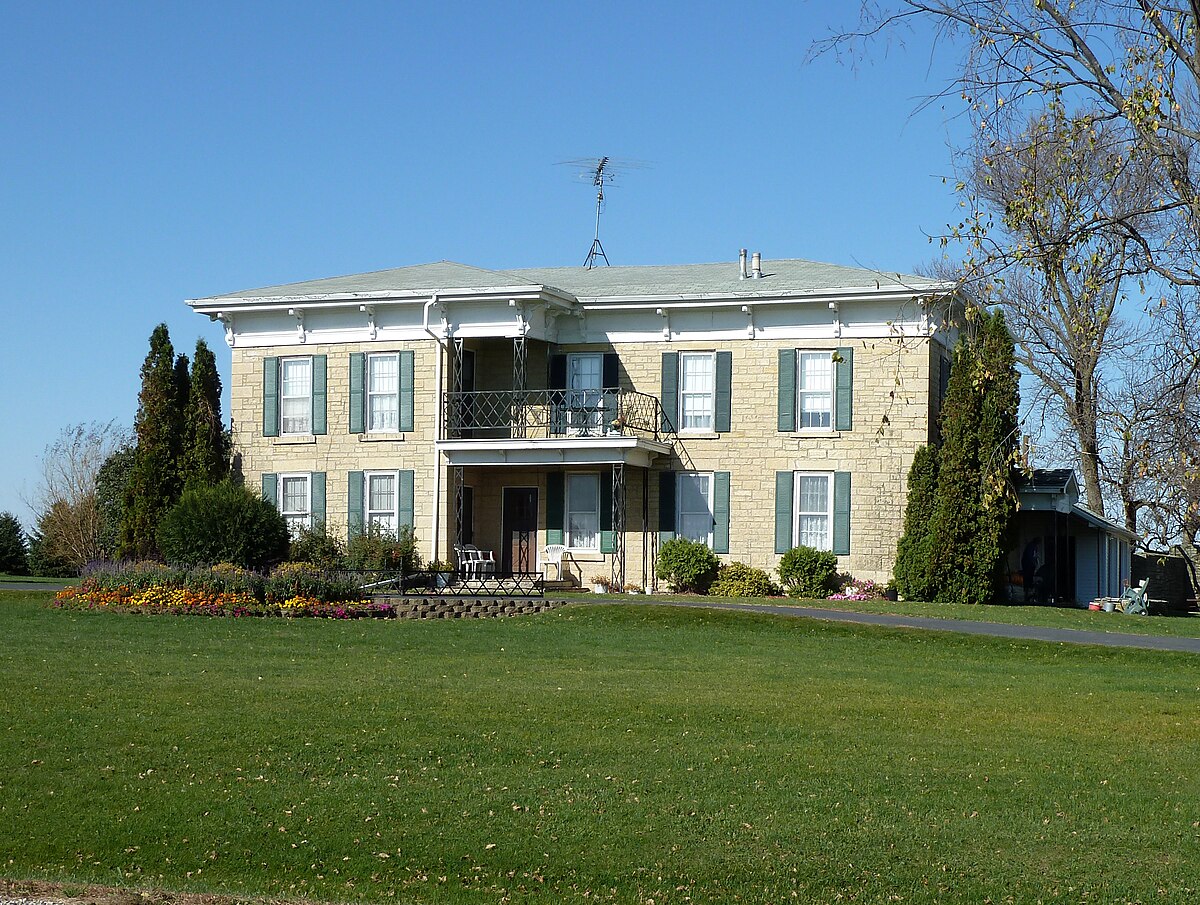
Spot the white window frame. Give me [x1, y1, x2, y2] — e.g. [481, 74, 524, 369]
[280, 356, 313, 436]
[796, 351, 833, 431]
[678, 351, 716, 433]
[366, 352, 401, 434]
[566, 352, 604, 435]
[676, 472, 714, 547]
[279, 473, 311, 536]
[364, 470, 399, 534]
[793, 471, 833, 551]
[565, 472, 600, 551]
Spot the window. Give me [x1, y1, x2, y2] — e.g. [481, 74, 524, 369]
[793, 473, 833, 550]
[679, 352, 715, 431]
[280, 474, 311, 535]
[677, 472, 713, 545]
[280, 357, 313, 435]
[366, 472, 398, 533]
[566, 473, 600, 550]
[567, 353, 604, 434]
[367, 353, 399, 432]
[797, 352, 832, 430]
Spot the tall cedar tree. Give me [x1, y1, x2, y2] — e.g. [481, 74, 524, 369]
[95, 444, 135, 558]
[927, 310, 1020, 604]
[120, 325, 188, 558]
[973, 310, 1021, 597]
[892, 445, 939, 601]
[179, 339, 229, 488]
[0, 511, 29, 575]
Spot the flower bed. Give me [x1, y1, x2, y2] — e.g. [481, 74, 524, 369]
[828, 578, 886, 602]
[54, 563, 389, 619]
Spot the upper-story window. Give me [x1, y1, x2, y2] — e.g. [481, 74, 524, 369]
[567, 353, 604, 435]
[368, 353, 400, 432]
[797, 352, 832, 430]
[280, 357, 313, 435]
[679, 352, 715, 432]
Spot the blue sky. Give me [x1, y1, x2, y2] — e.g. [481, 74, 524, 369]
[0, 1, 969, 528]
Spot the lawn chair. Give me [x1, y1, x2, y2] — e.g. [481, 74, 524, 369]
[1122, 579, 1151, 616]
[541, 544, 566, 580]
[462, 544, 496, 577]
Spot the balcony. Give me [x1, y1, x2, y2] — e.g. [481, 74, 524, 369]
[438, 389, 674, 467]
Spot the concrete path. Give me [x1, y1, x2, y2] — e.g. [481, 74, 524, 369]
[638, 598, 1200, 654]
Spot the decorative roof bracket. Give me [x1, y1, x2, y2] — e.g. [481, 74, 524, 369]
[287, 307, 306, 343]
[359, 304, 377, 340]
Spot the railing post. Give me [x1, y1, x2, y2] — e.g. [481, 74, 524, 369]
[611, 463, 625, 589]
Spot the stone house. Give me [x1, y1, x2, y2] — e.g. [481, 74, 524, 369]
[188, 255, 955, 589]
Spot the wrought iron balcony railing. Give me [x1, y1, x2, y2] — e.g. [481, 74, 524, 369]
[442, 389, 673, 443]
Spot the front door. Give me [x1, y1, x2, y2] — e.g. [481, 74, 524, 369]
[502, 487, 538, 573]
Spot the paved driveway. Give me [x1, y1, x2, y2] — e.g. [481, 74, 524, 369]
[637, 598, 1200, 654]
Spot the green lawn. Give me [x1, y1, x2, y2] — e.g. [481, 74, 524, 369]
[644, 592, 1200, 639]
[2, 589, 1198, 904]
[0, 574, 73, 584]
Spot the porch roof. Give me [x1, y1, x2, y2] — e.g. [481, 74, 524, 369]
[437, 437, 670, 469]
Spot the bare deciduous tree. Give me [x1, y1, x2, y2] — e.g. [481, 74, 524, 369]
[28, 422, 128, 571]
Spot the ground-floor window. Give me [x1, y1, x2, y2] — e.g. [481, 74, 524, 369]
[677, 472, 713, 546]
[280, 473, 311, 535]
[793, 472, 833, 550]
[366, 471, 398, 533]
[566, 472, 600, 550]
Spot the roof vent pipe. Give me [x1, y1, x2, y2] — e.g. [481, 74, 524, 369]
[739, 248, 748, 280]
[751, 251, 763, 278]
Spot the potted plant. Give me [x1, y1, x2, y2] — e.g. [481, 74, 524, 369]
[624, 582, 643, 595]
[590, 574, 611, 594]
[428, 560, 453, 590]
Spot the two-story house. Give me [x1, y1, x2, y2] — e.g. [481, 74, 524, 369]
[188, 255, 955, 590]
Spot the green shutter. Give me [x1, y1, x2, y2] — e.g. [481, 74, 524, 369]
[261, 472, 278, 507]
[715, 351, 732, 433]
[311, 354, 327, 435]
[600, 468, 614, 553]
[833, 471, 852, 555]
[713, 471, 730, 554]
[658, 470, 676, 544]
[835, 347, 853, 431]
[398, 469, 415, 528]
[660, 352, 679, 433]
[311, 472, 326, 525]
[546, 472, 564, 545]
[263, 357, 279, 437]
[399, 350, 415, 432]
[774, 471, 794, 554]
[349, 353, 365, 434]
[347, 471, 364, 541]
[777, 349, 796, 432]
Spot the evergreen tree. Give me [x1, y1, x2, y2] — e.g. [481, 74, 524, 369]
[120, 324, 187, 558]
[974, 310, 1021, 597]
[893, 445, 939, 601]
[95, 444, 135, 558]
[0, 511, 29, 576]
[179, 338, 229, 488]
[926, 310, 1021, 604]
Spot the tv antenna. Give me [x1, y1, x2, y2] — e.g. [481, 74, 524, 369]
[558, 156, 650, 268]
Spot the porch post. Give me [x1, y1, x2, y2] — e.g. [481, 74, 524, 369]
[641, 468, 650, 591]
[449, 338, 464, 439]
[453, 465, 465, 551]
[512, 336, 527, 439]
[611, 463, 626, 588]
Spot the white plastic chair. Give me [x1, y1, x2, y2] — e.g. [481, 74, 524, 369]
[542, 544, 566, 580]
[464, 544, 496, 576]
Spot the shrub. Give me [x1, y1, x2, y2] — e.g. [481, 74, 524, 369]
[345, 524, 421, 573]
[289, 522, 345, 570]
[156, 479, 289, 570]
[656, 537, 720, 594]
[708, 562, 780, 598]
[778, 546, 840, 599]
[828, 575, 886, 601]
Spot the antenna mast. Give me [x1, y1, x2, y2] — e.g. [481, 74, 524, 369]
[585, 157, 611, 269]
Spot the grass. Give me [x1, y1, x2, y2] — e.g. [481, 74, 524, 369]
[2, 588, 1199, 904]
[0, 574, 73, 584]
[691, 594, 1200, 639]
